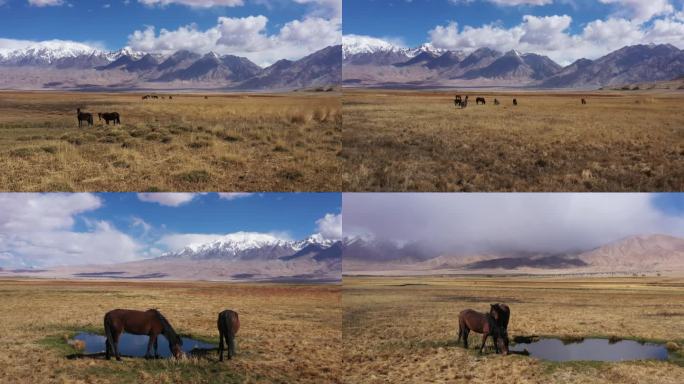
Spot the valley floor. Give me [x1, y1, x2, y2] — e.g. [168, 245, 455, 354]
[341, 89, 684, 191]
[343, 275, 684, 384]
[0, 279, 341, 384]
[0, 91, 341, 192]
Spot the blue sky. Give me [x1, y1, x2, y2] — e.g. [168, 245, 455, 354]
[0, 0, 342, 65]
[344, 0, 684, 64]
[343, 193, 684, 255]
[0, 193, 341, 268]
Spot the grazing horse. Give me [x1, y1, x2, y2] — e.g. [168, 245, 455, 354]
[169, 96, 173, 100]
[217, 310, 240, 361]
[476, 97, 486, 105]
[494, 98, 500, 106]
[513, 98, 518, 106]
[142, 95, 149, 100]
[457, 306, 508, 355]
[104, 309, 184, 361]
[491, 303, 511, 348]
[76, 108, 93, 127]
[98, 112, 121, 125]
[454, 95, 463, 108]
[581, 98, 587, 105]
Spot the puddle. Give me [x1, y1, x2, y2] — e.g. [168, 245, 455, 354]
[510, 337, 669, 362]
[72, 332, 216, 358]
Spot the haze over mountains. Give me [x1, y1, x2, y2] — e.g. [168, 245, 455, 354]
[342, 234, 684, 276]
[0, 42, 341, 91]
[343, 36, 684, 89]
[0, 232, 342, 282]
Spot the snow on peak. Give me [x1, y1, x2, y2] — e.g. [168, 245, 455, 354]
[0, 40, 100, 63]
[407, 43, 446, 57]
[186, 232, 289, 253]
[342, 34, 400, 58]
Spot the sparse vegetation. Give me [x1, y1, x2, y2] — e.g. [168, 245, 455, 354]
[343, 276, 684, 383]
[0, 91, 341, 191]
[341, 89, 684, 191]
[0, 279, 341, 384]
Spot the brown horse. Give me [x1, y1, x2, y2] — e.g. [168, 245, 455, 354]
[457, 306, 508, 355]
[493, 98, 500, 105]
[513, 98, 518, 106]
[454, 95, 463, 107]
[581, 98, 587, 105]
[476, 97, 486, 105]
[217, 310, 240, 361]
[77, 108, 93, 127]
[492, 303, 510, 348]
[104, 309, 183, 361]
[98, 112, 121, 125]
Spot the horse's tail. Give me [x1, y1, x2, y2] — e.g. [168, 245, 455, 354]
[224, 312, 237, 357]
[104, 313, 114, 358]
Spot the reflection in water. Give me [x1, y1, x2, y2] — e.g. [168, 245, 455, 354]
[510, 337, 668, 362]
[74, 332, 216, 358]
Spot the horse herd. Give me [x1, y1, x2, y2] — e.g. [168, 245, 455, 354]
[454, 95, 587, 109]
[458, 303, 510, 355]
[142, 94, 173, 100]
[103, 308, 239, 362]
[76, 109, 121, 127]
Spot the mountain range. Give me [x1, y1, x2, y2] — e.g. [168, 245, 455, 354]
[0, 42, 341, 91]
[342, 234, 684, 276]
[0, 232, 342, 282]
[342, 37, 684, 89]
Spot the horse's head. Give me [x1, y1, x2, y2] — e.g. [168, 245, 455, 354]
[490, 304, 500, 322]
[170, 340, 185, 359]
[496, 334, 509, 355]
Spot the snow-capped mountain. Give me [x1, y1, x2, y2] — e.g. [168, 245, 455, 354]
[343, 35, 445, 64]
[161, 232, 338, 262]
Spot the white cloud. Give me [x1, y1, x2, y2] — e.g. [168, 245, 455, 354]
[28, 0, 64, 6]
[450, 0, 552, 5]
[0, 194, 141, 268]
[343, 194, 684, 256]
[137, 193, 198, 207]
[128, 14, 341, 66]
[316, 213, 341, 240]
[599, 0, 674, 22]
[428, 12, 684, 64]
[138, 0, 244, 7]
[218, 193, 254, 200]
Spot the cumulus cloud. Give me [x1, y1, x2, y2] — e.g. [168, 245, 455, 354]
[218, 193, 254, 200]
[128, 14, 341, 66]
[428, 12, 684, 64]
[0, 194, 141, 268]
[138, 0, 244, 7]
[137, 193, 198, 207]
[316, 213, 342, 240]
[28, 0, 64, 6]
[598, 0, 674, 22]
[342, 194, 684, 257]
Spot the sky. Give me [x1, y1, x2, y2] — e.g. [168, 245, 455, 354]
[344, 0, 684, 64]
[343, 193, 684, 257]
[0, 0, 341, 65]
[0, 192, 341, 268]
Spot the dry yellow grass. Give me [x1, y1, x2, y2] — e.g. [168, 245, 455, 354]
[343, 276, 684, 384]
[0, 91, 341, 192]
[0, 279, 341, 383]
[341, 89, 684, 191]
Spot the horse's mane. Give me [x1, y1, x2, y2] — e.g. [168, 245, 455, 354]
[151, 309, 183, 346]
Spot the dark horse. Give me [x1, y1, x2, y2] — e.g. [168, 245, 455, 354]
[104, 309, 184, 361]
[491, 303, 510, 348]
[581, 98, 587, 105]
[494, 98, 500, 105]
[98, 112, 121, 125]
[476, 97, 486, 105]
[513, 98, 518, 106]
[217, 310, 240, 361]
[457, 305, 508, 355]
[77, 108, 93, 127]
[454, 95, 463, 107]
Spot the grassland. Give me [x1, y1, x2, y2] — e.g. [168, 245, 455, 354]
[0, 91, 341, 192]
[341, 89, 684, 191]
[343, 276, 684, 384]
[0, 279, 341, 384]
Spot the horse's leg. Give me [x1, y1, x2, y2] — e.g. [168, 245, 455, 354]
[218, 327, 225, 362]
[145, 334, 156, 359]
[105, 338, 111, 360]
[154, 337, 159, 358]
[493, 335, 500, 354]
[479, 333, 489, 354]
[113, 331, 122, 361]
[463, 328, 469, 349]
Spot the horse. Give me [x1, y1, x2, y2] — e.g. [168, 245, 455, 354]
[454, 95, 463, 108]
[476, 97, 486, 105]
[104, 309, 184, 361]
[169, 96, 173, 100]
[461, 99, 468, 109]
[581, 98, 587, 105]
[98, 112, 121, 125]
[513, 99, 518, 106]
[491, 303, 511, 348]
[77, 108, 93, 127]
[142, 95, 149, 100]
[217, 310, 240, 361]
[494, 98, 500, 106]
[457, 306, 508, 355]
